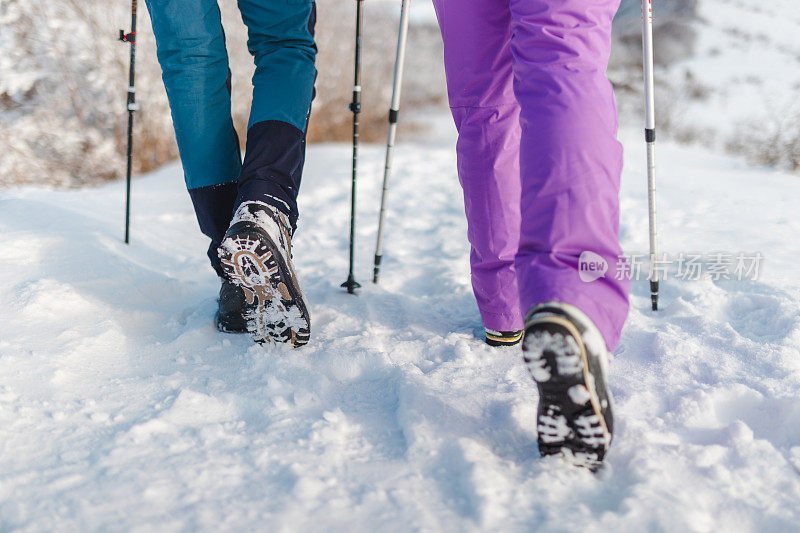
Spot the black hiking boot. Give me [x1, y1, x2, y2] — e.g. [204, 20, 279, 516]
[522, 302, 614, 470]
[215, 279, 248, 334]
[485, 328, 524, 347]
[217, 201, 311, 348]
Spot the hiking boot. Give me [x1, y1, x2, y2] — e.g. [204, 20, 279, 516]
[215, 278, 248, 334]
[217, 201, 311, 347]
[485, 328, 523, 347]
[522, 302, 614, 470]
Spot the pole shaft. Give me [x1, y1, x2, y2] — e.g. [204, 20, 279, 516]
[124, 0, 138, 244]
[373, 0, 412, 284]
[343, 0, 364, 293]
[642, 0, 659, 310]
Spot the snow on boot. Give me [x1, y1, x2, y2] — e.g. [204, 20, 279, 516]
[485, 329, 523, 347]
[217, 201, 311, 348]
[215, 278, 248, 334]
[522, 302, 614, 470]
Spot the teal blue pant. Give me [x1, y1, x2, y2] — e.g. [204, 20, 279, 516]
[144, 0, 317, 275]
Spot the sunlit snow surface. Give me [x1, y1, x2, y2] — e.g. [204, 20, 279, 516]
[1, 124, 800, 530]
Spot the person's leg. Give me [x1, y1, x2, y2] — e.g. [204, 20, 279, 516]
[144, 0, 242, 276]
[214, 0, 316, 347]
[509, 0, 630, 351]
[431, 0, 523, 333]
[234, 0, 317, 232]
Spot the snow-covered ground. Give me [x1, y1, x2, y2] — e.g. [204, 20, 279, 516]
[2, 120, 800, 530]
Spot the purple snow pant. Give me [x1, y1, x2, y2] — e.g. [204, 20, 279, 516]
[432, 0, 630, 351]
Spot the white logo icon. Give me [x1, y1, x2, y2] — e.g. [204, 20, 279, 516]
[579, 251, 608, 283]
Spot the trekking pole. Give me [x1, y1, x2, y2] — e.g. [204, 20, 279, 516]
[642, 0, 659, 310]
[119, 0, 138, 245]
[342, 0, 365, 294]
[373, 0, 411, 284]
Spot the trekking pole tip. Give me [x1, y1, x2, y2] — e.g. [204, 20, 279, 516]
[341, 276, 362, 295]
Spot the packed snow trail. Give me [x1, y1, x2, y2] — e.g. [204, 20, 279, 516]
[1, 128, 800, 531]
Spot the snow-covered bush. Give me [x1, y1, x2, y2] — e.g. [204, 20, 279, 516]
[307, 1, 445, 143]
[728, 104, 800, 171]
[0, 0, 177, 187]
[3, 0, 796, 187]
[609, 0, 700, 130]
[0, 0, 444, 188]
[610, 0, 800, 172]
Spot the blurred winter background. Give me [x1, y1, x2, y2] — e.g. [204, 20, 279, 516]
[0, 0, 798, 187]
